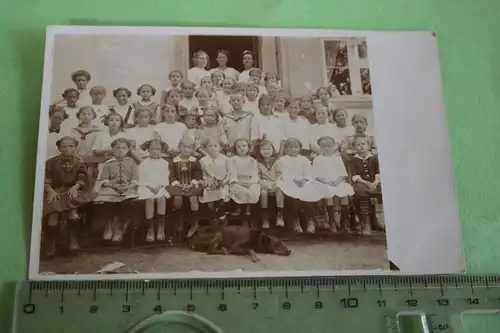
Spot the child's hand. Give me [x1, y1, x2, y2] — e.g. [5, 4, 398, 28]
[147, 186, 158, 195]
[293, 179, 303, 187]
[68, 185, 79, 199]
[367, 182, 378, 192]
[242, 182, 251, 189]
[114, 185, 125, 194]
[47, 189, 59, 204]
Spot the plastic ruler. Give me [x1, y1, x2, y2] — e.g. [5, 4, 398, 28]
[11, 275, 500, 333]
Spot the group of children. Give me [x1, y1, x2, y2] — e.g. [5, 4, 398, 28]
[43, 63, 383, 258]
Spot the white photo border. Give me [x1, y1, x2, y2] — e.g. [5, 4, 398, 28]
[29, 26, 465, 280]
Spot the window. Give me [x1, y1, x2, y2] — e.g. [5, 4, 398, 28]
[322, 38, 371, 97]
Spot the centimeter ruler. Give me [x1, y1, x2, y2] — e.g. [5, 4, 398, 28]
[11, 275, 500, 333]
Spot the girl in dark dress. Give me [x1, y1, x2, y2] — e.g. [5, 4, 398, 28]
[43, 136, 97, 257]
[168, 137, 203, 238]
[349, 136, 382, 236]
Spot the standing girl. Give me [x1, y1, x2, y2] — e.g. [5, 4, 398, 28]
[243, 82, 260, 115]
[199, 137, 234, 224]
[217, 78, 236, 115]
[71, 106, 101, 160]
[61, 88, 81, 131]
[92, 113, 133, 164]
[210, 49, 239, 81]
[224, 93, 253, 148]
[272, 92, 288, 121]
[264, 72, 280, 88]
[309, 105, 337, 157]
[229, 138, 261, 226]
[133, 84, 160, 125]
[72, 70, 93, 106]
[109, 87, 135, 128]
[249, 68, 267, 97]
[160, 88, 182, 122]
[276, 138, 323, 233]
[300, 95, 316, 124]
[89, 86, 108, 128]
[196, 108, 229, 156]
[154, 104, 188, 160]
[47, 106, 69, 160]
[94, 138, 139, 242]
[168, 137, 203, 238]
[283, 98, 311, 156]
[182, 111, 202, 158]
[164, 70, 183, 91]
[127, 108, 159, 160]
[250, 94, 284, 154]
[43, 136, 97, 257]
[137, 139, 171, 243]
[178, 81, 198, 113]
[313, 136, 354, 233]
[187, 50, 211, 87]
[254, 139, 285, 229]
[331, 107, 354, 152]
[195, 88, 212, 119]
[211, 70, 225, 92]
[345, 114, 377, 156]
[200, 76, 218, 103]
[316, 86, 336, 109]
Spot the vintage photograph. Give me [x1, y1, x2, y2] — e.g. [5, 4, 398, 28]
[30, 27, 465, 278]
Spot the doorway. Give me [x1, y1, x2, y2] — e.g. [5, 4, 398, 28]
[189, 36, 260, 72]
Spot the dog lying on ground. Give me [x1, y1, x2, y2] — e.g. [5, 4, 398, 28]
[189, 225, 291, 262]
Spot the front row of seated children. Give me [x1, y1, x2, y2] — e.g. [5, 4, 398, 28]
[42, 132, 382, 258]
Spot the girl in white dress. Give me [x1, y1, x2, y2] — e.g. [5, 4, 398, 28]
[178, 81, 198, 115]
[160, 70, 183, 108]
[200, 76, 218, 104]
[160, 88, 182, 123]
[243, 82, 260, 115]
[249, 68, 267, 97]
[254, 139, 285, 229]
[89, 86, 108, 128]
[283, 98, 311, 156]
[229, 138, 261, 226]
[199, 137, 234, 224]
[211, 69, 225, 93]
[109, 88, 135, 128]
[92, 113, 137, 164]
[71, 106, 101, 160]
[239, 50, 255, 83]
[250, 95, 284, 154]
[138, 139, 171, 243]
[127, 108, 159, 160]
[272, 92, 288, 121]
[309, 105, 337, 157]
[217, 78, 236, 115]
[187, 51, 211, 87]
[61, 88, 81, 132]
[313, 136, 354, 233]
[133, 84, 160, 125]
[209, 49, 240, 81]
[331, 107, 354, 151]
[276, 138, 323, 233]
[154, 104, 188, 160]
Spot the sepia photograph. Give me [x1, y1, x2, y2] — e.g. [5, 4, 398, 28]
[30, 26, 464, 278]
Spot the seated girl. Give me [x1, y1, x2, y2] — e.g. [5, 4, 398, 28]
[94, 138, 139, 242]
[168, 137, 203, 238]
[313, 136, 354, 233]
[254, 139, 285, 229]
[43, 136, 97, 257]
[276, 138, 323, 233]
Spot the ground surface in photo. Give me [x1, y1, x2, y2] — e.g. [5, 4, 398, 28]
[39, 237, 388, 274]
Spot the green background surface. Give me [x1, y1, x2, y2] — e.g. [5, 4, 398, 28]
[0, 0, 499, 332]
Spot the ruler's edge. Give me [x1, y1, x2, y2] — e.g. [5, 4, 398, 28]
[19, 274, 500, 291]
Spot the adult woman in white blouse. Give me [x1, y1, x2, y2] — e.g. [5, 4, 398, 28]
[238, 50, 256, 83]
[187, 50, 211, 87]
[209, 49, 239, 81]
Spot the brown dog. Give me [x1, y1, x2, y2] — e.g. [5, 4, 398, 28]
[189, 225, 291, 262]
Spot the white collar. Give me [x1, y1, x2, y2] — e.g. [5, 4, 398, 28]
[138, 100, 154, 106]
[173, 155, 196, 163]
[354, 153, 373, 160]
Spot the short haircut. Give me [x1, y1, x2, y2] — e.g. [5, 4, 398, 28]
[49, 105, 69, 119]
[111, 138, 131, 148]
[317, 136, 335, 145]
[284, 137, 302, 150]
[76, 106, 96, 119]
[89, 85, 106, 95]
[113, 87, 132, 98]
[56, 136, 78, 148]
[62, 88, 80, 98]
[168, 70, 183, 79]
